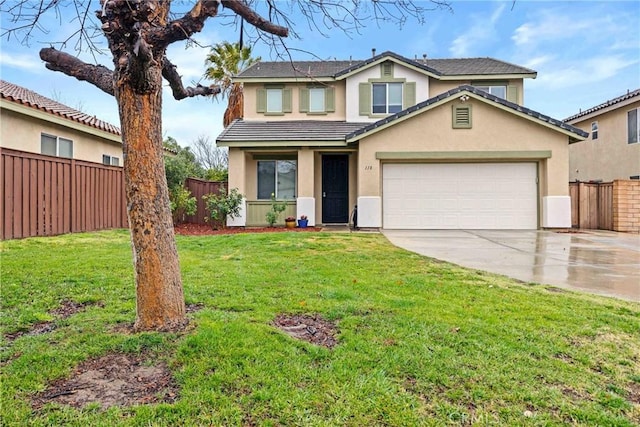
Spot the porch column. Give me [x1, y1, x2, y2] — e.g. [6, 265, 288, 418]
[227, 148, 246, 226]
[297, 148, 316, 226]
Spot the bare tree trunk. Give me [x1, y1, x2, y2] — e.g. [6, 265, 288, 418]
[116, 71, 186, 331]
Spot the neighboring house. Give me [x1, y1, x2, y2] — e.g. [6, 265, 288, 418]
[565, 89, 640, 182]
[0, 80, 122, 166]
[217, 51, 588, 230]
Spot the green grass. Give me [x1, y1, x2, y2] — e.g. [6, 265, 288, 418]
[1, 230, 639, 426]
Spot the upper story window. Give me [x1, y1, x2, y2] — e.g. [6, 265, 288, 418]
[372, 82, 403, 114]
[628, 108, 639, 144]
[474, 85, 507, 99]
[257, 86, 292, 115]
[103, 155, 120, 166]
[591, 121, 599, 140]
[41, 133, 73, 158]
[257, 160, 296, 200]
[299, 86, 335, 114]
[266, 88, 283, 113]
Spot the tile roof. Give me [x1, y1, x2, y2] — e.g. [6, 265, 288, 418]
[217, 120, 369, 143]
[564, 88, 640, 122]
[0, 80, 120, 135]
[236, 51, 536, 79]
[346, 85, 588, 141]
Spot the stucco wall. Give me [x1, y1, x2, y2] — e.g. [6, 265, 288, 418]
[568, 100, 640, 182]
[243, 81, 346, 121]
[356, 98, 570, 200]
[1, 108, 122, 163]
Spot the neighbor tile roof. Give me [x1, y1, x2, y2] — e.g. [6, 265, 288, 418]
[237, 51, 536, 79]
[217, 120, 369, 143]
[564, 88, 640, 122]
[346, 85, 588, 141]
[0, 80, 120, 135]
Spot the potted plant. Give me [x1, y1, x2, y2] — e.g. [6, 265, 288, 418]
[285, 216, 296, 229]
[298, 215, 308, 228]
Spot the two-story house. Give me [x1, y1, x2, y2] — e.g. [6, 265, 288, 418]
[0, 80, 122, 165]
[217, 51, 587, 230]
[566, 89, 640, 182]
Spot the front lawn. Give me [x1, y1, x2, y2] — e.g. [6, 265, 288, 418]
[1, 230, 638, 426]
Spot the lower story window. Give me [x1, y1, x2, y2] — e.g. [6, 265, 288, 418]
[102, 155, 120, 166]
[41, 133, 73, 158]
[257, 160, 296, 200]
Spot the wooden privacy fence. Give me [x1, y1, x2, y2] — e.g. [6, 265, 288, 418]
[183, 177, 226, 225]
[570, 180, 640, 233]
[569, 182, 613, 230]
[1, 148, 126, 240]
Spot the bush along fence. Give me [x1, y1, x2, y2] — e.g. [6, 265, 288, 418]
[569, 180, 640, 233]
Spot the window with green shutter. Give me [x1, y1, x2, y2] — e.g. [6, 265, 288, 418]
[257, 85, 291, 114]
[299, 86, 335, 114]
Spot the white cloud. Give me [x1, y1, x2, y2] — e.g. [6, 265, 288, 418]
[449, 3, 505, 57]
[522, 55, 554, 70]
[0, 51, 43, 73]
[531, 55, 638, 89]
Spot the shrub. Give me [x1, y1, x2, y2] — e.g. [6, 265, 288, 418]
[266, 193, 287, 227]
[170, 187, 197, 225]
[203, 187, 244, 229]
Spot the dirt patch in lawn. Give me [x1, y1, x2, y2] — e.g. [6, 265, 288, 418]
[32, 352, 178, 410]
[174, 223, 322, 236]
[273, 313, 338, 349]
[4, 300, 99, 342]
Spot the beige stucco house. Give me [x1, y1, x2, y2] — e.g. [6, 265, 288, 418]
[217, 51, 587, 230]
[0, 80, 122, 165]
[566, 89, 640, 182]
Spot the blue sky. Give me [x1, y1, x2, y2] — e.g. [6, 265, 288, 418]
[1, 0, 638, 146]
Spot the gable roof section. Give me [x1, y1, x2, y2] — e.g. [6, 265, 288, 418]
[0, 80, 121, 136]
[564, 88, 640, 122]
[217, 120, 368, 147]
[346, 85, 588, 143]
[235, 51, 536, 81]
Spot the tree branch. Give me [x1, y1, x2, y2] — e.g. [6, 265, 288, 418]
[39, 47, 115, 96]
[149, 0, 288, 50]
[162, 58, 220, 100]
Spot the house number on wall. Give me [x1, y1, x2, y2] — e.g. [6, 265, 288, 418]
[364, 165, 373, 170]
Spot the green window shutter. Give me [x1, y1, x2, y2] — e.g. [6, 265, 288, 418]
[452, 105, 472, 129]
[299, 88, 309, 113]
[507, 85, 518, 104]
[359, 83, 371, 116]
[282, 88, 292, 113]
[403, 82, 416, 109]
[256, 88, 266, 113]
[325, 87, 335, 112]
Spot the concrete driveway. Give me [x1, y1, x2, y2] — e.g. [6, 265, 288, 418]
[382, 229, 640, 302]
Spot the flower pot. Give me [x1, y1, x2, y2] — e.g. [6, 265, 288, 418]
[298, 219, 308, 228]
[285, 220, 296, 229]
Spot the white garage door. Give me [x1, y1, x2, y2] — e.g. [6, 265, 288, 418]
[383, 163, 538, 229]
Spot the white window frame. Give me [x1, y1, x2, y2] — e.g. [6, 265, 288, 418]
[372, 82, 403, 115]
[628, 108, 639, 144]
[41, 133, 73, 158]
[266, 88, 283, 113]
[102, 155, 120, 166]
[591, 121, 599, 140]
[257, 160, 297, 200]
[308, 87, 325, 113]
[474, 85, 507, 99]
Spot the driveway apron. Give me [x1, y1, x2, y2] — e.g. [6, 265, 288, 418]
[382, 230, 640, 302]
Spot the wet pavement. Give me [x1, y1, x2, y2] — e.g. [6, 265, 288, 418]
[382, 229, 640, 302]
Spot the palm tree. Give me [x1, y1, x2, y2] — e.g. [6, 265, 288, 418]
[204, 41, 260, 127]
